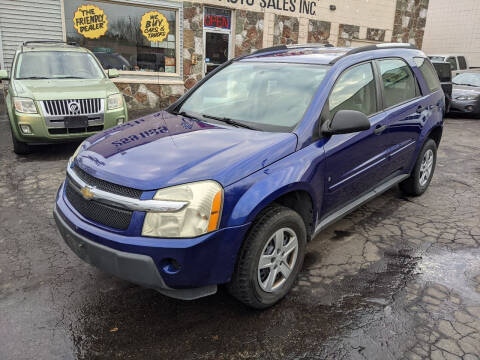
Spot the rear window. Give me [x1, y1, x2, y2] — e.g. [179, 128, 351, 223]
[414, 57, 441, 92]
[458, 56, 468, 70]
[378, 59, 418, 108]
[446, 57, 458, 71]
[429, 56, 445, 62]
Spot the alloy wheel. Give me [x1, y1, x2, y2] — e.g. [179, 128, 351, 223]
[419, 149, 434, 187]
[257, 227, 299, 293]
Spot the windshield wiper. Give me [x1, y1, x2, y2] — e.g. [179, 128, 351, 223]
[454, 82, 480, 87]
[201, 114, 256, 130]
[17, 76, 50, 80]
[55, 76, 89, 79]
[176, 111, 201, 120]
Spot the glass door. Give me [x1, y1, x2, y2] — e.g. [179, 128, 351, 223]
[203, 7, 232, 76]
[204, 31, 230, 75]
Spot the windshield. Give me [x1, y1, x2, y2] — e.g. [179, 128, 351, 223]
[429, 56, 446, 62]
[178, 62, 330, 132]
[453, 73, 480, 87]
[15, 51, 105, 80]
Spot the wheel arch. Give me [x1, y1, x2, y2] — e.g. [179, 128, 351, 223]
[226, 181, 319, 241]
[427, 125, 443, 148]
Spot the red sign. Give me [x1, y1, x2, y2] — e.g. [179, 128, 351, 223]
[204, 15, 230, 29]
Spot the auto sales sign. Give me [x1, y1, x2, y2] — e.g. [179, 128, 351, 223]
[73, 5, 108, 39]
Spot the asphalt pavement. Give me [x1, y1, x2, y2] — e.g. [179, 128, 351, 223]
[0, 114, 479, 360]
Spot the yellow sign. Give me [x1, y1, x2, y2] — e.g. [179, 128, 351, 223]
[73, 5, 108, 39]
[140, 11, 169, 42]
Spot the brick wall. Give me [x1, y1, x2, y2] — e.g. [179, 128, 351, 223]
[392, 0, 429, 48]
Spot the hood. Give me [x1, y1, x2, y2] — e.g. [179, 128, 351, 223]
[12, 78, 118, 100]
[452, 85, 480, 97]
[75, 111, 298, 190]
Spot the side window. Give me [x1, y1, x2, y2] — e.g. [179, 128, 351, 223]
[378, 59, 417, 108]
[458, 56, 467, 70]
[446, 57, 458, 71]
[329, 62, 377, 118]
[414, 57, 441, 92]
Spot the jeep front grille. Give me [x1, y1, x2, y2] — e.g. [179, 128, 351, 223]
[42, 99, 103, 116]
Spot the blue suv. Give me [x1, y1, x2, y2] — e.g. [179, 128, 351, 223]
[54, 43, 444, 308]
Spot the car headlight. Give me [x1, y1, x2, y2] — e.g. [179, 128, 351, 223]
[107, 93, 124, 110]
[142, 181, 223, 238]
[14, 97, 37, 114]
[70, 140, 86, 163]
[456, 95, 478, 101]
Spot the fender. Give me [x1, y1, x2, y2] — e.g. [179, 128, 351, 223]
[4, 92, 19, 138]
[223, 141, 327, 229]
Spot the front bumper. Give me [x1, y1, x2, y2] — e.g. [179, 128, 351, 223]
[450, 98, 480, 114]
[12, 106, 127, 144]
[54, 207, 217, 300]
[54, 186, 250, 299]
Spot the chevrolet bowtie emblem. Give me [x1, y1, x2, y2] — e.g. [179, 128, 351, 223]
[80, 186, 95, 200]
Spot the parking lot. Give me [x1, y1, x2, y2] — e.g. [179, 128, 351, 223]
[0, 114, 479, 360]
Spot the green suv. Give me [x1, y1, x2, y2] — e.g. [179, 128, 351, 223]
[0, 41, 128, 154]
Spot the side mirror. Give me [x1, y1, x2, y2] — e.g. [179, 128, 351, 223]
[107, 69, 119, 78]
[0, 69, 9, 80]
[321, 110, 370, 135]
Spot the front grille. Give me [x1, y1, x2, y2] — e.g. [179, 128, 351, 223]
[42, 99, 103, 116]
[65, 180, 133, 230]
[73, 165, 142, 199]
[49, 125, 103, 135]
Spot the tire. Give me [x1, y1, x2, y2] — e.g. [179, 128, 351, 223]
[10, 126, 31, 155]
[400, 138, 437, 196]
[227, 205, 307, 309]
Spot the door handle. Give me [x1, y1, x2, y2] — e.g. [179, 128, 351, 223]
[416, 105, 427, 113]
[373, 124, 387, 135]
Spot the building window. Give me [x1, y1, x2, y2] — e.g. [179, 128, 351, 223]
[64, 0, 178, 75]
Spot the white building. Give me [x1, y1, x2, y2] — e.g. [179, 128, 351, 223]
[422, 0, 480, 67]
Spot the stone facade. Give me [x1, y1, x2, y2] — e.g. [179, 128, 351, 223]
[337, 24, 360, 47]
[116, 83, 184, 118]
[366, 27, 386, 42]
[307, 20, 331, 44]
[273, 15, 299, 45]
[392, 0, 429, 48]
[183, 2, 204, 92]
[234, 11, 264, 56]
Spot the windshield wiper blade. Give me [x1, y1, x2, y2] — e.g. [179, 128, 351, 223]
[175, 110, 201, 120]
[454, 82, 480, 87]
[201, 114, 256, 130]
[17, 76, 49, 80]
[55, 76, 89, 79]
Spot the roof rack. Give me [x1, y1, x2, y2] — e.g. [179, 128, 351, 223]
[21, 41, 78, 51]
[23, 41, 78, 46]
[330, 43, 418, 64]
[250, 43, 334, 56]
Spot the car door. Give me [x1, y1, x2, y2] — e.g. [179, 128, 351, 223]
[321, 61, 392, 215]
[374, 58, 425, 176]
